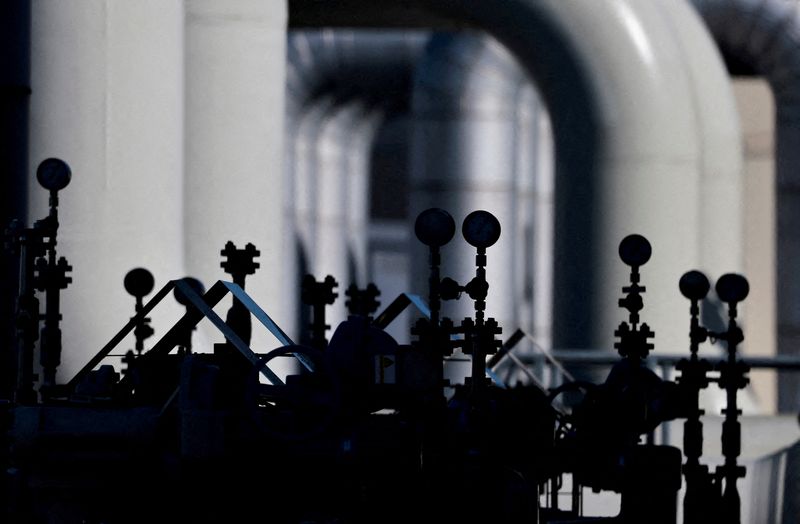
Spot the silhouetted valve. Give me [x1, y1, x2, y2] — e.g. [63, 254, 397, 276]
[618, 234, 651, 267]
[462, 210, 501, 249]
[715, 273, 749, 305]
[415, 208, 456, 247]
[124, 268, 155, 298]
[679, 270, 710, 301]
[36, 158, 72, 191]
[173, 277, 205, 306]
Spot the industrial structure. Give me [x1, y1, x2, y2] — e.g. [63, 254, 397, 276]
[1, 0, 800, 521]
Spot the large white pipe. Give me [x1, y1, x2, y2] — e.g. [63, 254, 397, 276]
[184, 0, 289, 352]
[28, 0, 185, 382]
[314, 102, 365, 325]
[285, 31, 427, 335]
[345, 108, 384, 286]
[410, 0, 742, 357]
[411, 33, 525, 333]
[692, 0, 800, 413]
[513, 85, 556, 350]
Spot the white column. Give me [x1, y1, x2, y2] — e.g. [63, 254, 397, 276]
[184, 0, 289, 352]
[28, 0, 185, 381]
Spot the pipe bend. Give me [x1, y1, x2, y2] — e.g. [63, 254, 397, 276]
[412, 33, 527, 119]
[692, 0, 800, 106]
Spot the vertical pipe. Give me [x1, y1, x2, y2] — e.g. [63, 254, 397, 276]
[512, 84, 536, 337]
[184, 0, 289, 352]
[411, 33, 523, 339]
[314, 101, 364, 325]
[29, 0, 185, 381]
[533, 107, 555, 350]
[691, 0, 800, 412]
[345, 109, 384, 286]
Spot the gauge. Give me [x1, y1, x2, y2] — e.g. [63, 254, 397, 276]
[618, 234, 651, 267]
[715, 273, 749, 304]
[679, 270, 710, 301]
[415, 208, 456, 248]
[124, 268, 155, 298]
[462, 210, 501, 249]
[36, 158, 71, 191]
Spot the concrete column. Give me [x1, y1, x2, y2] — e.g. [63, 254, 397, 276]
[28, 0, 185, 382]
[184, 0, 289, 352]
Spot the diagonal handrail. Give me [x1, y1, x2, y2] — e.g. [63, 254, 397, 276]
[487, 327, 575, 384]
[68, 279, 313, 390]
[67, 280, 178, 389]
[373, 292, 430, 328]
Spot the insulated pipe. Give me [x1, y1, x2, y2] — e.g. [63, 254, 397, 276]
[345, 108, 384, 286]
[692, 0, 800, 413]
[514, 86, 555, 350]
[409, 0, 742, 356]
[285, 31, 427, 333]
[287, 97, 336, 341]
[28, 1, 185, 381]
[184, 0, 289, 353]
[411, 33, 526, 334]
[314, 101, 366, 325]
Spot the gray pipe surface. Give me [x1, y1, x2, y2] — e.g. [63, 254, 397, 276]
[693, 0, 800, 412]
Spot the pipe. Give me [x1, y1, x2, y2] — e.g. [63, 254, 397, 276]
[407, 0, 743, 359]
[692, 0, 800, 413]
[28, 1, 186, 382]
[345, 108, 384, 286]
[184, 0, 289, 354]
[314, 101, 367, 325]
[411, 33, 527, 334]
[513, 85, 556, 351]
[285, 31, 427, 333]
[287, 97, 336, 341]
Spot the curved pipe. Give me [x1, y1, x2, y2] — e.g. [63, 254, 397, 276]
[314, 101, 365, 324]
[411, 33, 528, 332]
[286, 31, 428, 334]
[345, 108, 384, 286]
[409, 0, 743, 354]
[692, 0, 800, 412]
[287, 30, 427, 117]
